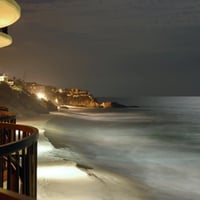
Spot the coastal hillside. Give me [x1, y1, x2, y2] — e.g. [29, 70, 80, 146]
[24, 82, 101, 108]
[24, 82, 127, 108]
[0, 82, 56, 118]
[0, 74, 128, 116]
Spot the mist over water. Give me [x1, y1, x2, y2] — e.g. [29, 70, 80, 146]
[45, 97, 200, 200]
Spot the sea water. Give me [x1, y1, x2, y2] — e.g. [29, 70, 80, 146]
[44, 96, 200, 200]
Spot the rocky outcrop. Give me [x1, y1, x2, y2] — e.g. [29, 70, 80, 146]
[24, 83, 101, 108]
[100, 101, 127, 108]
[24, 82, 131, 109]
[54, 90, 100, 108]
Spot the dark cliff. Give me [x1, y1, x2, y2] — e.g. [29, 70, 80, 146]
[0, 82, 57, 118]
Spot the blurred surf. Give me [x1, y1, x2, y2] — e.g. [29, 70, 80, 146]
[45, 96, 200, 200]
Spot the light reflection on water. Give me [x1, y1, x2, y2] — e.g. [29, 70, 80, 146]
[46, 97, 200, 200]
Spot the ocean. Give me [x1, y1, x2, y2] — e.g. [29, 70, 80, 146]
[44, 96, 200, 200]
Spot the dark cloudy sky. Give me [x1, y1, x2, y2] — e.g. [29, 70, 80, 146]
[1, 0, 200, 97]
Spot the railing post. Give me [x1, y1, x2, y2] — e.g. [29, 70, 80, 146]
[27, 142, 37, 198]
[0, 156, 3, 188]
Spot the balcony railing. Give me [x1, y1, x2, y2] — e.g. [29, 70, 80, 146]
[0, 119, 38, 199]
[0, 111, 16, 124]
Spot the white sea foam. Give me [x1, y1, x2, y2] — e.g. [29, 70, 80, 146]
[20, 97, 200, 200]
[47, 97, 200, 200]
[50, 109, 154, 123]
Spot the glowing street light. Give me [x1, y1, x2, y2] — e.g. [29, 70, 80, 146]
[55, 98, 58, 104]
[36, 92, 47, 100]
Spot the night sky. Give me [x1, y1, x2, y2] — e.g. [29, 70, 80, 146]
[1, 0, 200, 97]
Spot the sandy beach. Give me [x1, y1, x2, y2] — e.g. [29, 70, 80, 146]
[19, 114, 153, 200]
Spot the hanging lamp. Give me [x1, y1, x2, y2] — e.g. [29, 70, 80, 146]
[0, 0, 21, 48]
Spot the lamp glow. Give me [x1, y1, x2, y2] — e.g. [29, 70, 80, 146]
[36, 92, 47, 100]
[0, 0, 21, 28]
[0, 32, 12, 47]
[55, 98, 58, 103]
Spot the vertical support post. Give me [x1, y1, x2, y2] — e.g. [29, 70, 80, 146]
[0, 156, 3, 188]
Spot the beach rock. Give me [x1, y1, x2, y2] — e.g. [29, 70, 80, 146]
[100, 101, 127, 108]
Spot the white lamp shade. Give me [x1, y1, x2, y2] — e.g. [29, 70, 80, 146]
[0, 32, 12, 48]
[0, 0, 21, 28]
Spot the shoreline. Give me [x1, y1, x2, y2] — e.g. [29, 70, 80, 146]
[19, 114, 153, 200]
